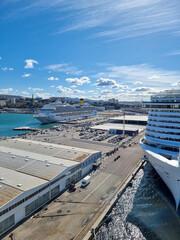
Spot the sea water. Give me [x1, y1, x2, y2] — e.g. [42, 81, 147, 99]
[0, 113, 62, 137]
[96, 162, 180, 240]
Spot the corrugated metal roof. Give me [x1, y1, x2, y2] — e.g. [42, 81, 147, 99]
[0, 166, 47, 191]
[110, 115, 148, 121]
[0, 149, 74, 180]
[0, 151, 34, 170]
[0, 146, 77, 167]
[0, 183, 22, 208]
[0, 139, 99, 162]
[0, 138, 100, 208]
[91, 123, 145, 131]
[18, 160, 67, 181]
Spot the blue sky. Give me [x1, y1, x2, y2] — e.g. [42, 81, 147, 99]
[0, 0, 180, 101]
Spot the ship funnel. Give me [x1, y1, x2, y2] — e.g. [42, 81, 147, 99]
[80, 98, 84, 104]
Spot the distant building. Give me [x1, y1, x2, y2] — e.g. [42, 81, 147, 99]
[35, 97, 42, 102]
[109, 115, 148, 126]
[0, 101, 6, 107]
[108, 98, 118, 104]
[105, 106, 115, 110]
[10, 98, 16, 104]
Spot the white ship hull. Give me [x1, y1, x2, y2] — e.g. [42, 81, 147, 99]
[34, 111, 96, 124]
[141, 144, 180, 210]
[140, 89, 180, 210]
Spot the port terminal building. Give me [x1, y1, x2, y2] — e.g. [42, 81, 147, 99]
[109, 115, 148, 125]
[91, 115, 148, 136]
[0, 138, 101, 236]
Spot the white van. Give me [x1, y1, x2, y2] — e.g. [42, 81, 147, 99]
[81, 175, 91, 187]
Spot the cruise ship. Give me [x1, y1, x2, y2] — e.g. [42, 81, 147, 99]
[140, 89, 180, 210]
[34, 101, 97, 123]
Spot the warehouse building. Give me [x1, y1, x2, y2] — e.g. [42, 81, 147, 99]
[0, 138, 101, 236]
[91, 115, 147, 136]
[109, 115, 148, 125]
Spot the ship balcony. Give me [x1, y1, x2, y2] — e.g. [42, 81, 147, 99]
[145, 135, 180, 148]
[146, 126, 180, 134]
[149, 111, 180, 117]
[140, 138, 179, 160]
[147, 120, 180, 129]
[148, 116, 180, 123]
[146, 130, 180, 141]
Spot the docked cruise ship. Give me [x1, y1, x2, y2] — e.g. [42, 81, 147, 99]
[140, 89, 180, 210]
[34, 101, 97, 123]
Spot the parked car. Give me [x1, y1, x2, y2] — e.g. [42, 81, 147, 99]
[69, 183, 76, 192]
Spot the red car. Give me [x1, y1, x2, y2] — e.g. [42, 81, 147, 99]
[69, 183, 76, 192]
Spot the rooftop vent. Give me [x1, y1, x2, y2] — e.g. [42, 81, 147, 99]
[25, 159, 28, 162]
[46, 163, 50, 167]
[12, 156, 16, 158]
[17, 184, 23, 187]
[0, 178, 5, 181]
[0, 185, 2, 189]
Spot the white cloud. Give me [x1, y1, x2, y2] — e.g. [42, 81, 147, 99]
[167, 50, 180, 56]
[32, 88, 43, 92]
[0, 57, 2, 60]
[1, 67, 14, 71]
[172, 82, 180, 86]
[50, 85, 55, 88]
[95, 78, 116, 86]
[21, 91, 30, 96]
[57, 85, 85, 95]
[27, 87, 43, 92]
[117, 89, 124, 92]
[88, 90, 94, 93]
[148, 75, 160, 80]
[96, 64, 180, 89]
[66, 76, 90, 85]
[24, 59, 38, 69]
[48, 76, 59, 81]
[35, 92, 51, 99]
[3, 1, 180, 41]
[101, 89, 112, 95]
[111, 84, 128, 89]
[57, 86, 72, 93]
[22, 73, 31, 78]
[72, 89, 85, 94]
[133, 87, 151, 92]
[2, 67, 8, 71]
[0, 88, 13, 94]
[133, 81, 142, 85]
[45, 63, 82, 75]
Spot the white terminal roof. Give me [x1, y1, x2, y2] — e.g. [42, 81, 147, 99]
[91, 123, 145, 132]
[0, 138, 101, 209]
[110, 115, 148, 121]
[0, 138, 99, 162]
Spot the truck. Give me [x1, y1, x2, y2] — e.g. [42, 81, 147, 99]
[81, 175, 91, 188]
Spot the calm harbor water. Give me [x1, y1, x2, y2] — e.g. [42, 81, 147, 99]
[96, 162, 180, 240]
[0, 113, 62, 137]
